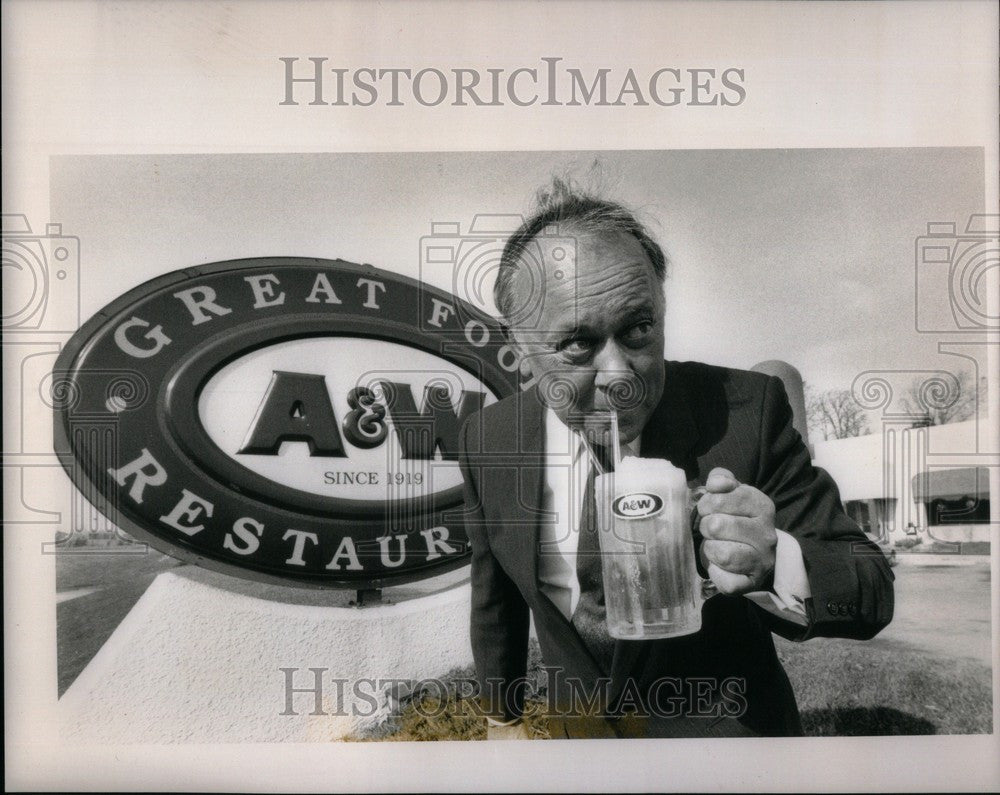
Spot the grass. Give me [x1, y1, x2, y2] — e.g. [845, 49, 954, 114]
[346, 636, 993, 741]
[776, 637, 992, 736]
[354, 694, 553, 742]
[347, 648, 553, 742]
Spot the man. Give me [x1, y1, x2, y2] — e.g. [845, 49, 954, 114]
[457, 180, 894, 739]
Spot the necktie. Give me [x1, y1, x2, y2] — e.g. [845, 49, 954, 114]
[571, 443, 616, 675]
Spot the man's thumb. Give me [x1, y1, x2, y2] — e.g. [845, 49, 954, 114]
[705, 467, 739, 493]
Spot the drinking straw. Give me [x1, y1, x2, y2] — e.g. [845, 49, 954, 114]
[608, 410, 622, 468]
[579, 427, 607, 475]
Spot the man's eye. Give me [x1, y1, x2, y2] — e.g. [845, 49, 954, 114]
[557, 338, 595, 357]
[622, 322, 654, 345]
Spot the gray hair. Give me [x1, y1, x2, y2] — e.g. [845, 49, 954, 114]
[494, 176, 668, 323]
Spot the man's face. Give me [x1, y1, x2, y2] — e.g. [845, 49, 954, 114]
[509, 230, 666, 445]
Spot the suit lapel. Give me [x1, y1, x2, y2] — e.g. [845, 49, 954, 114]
[640, 361, 699, 474]
[515, 384, 546, 595]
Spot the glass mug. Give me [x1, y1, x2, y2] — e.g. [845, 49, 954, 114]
[594, 457, 704, 639]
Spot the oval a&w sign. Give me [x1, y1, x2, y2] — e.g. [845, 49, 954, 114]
[52, 258, 520, 588]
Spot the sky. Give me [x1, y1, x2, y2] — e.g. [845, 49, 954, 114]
[51, 148, 986, 397]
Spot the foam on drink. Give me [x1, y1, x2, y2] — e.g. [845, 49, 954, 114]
[612, 456, 687, 495]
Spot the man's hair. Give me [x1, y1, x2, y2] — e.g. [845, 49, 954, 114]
[494, 176, 668, 323]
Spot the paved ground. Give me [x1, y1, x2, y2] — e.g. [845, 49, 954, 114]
[869, 559, 992, 665]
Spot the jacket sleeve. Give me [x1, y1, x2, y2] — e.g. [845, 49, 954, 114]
[754, 375, 895, 641]
[458, 415, 531, 721]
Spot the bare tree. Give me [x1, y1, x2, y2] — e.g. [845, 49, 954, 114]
[806, 385, 871, 441]
[901, 371, 983, 427]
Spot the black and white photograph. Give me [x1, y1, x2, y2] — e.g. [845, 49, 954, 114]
[3, 2, 998, 792]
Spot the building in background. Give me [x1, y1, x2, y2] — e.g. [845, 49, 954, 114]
[813, 420, 991, 548]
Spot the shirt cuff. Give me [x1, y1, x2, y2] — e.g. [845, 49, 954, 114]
[744, 529, 811, 626]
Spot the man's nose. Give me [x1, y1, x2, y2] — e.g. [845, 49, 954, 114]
[593, 340, 632, 392]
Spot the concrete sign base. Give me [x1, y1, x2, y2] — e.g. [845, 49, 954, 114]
[59, 571, 474, 742]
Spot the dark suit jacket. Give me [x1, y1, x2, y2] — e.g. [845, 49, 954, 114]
[457, 360, 895, 738]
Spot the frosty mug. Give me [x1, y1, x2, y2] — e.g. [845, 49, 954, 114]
[594, 457, 703, 639]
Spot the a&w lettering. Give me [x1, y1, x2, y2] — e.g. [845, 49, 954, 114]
[240, 374, 484, 461]
[612, 492, 665, 519]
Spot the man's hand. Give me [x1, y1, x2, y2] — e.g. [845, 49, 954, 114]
[486, 720, 531, 740]
[696, 467, 777, 595]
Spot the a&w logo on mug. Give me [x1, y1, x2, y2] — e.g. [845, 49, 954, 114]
[612, 492, 664, 519]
